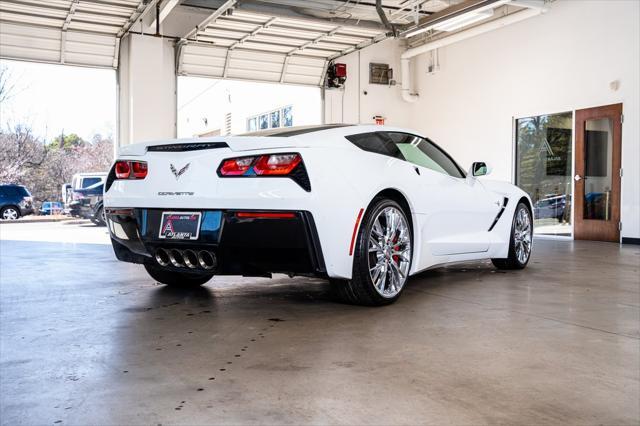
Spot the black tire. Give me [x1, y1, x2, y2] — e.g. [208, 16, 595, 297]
[144, 264, 213, 287]
[331, 198, 412, 306]
[1, 206, 21, 220]
[93, 206, 106, 226]
[492, 202, 533, 270]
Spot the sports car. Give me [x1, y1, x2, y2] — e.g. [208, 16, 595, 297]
[104, 124, 533, 306]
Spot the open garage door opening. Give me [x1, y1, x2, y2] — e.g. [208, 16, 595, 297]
[177, 76, 322, 137]
[0, 59, 115, 224]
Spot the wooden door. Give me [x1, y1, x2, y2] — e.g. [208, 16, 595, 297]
[574, 103, 622, 242]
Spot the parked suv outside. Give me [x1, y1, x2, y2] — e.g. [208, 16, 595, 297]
[0, 184, 34, 220]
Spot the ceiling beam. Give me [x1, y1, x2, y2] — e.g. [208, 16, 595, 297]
[183, 0, 238, 40]
[229, 1, 388, 31]
[116, 0, 161, 38]
[147, 0, 181, 29]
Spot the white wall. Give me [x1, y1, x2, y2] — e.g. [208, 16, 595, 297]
[324, 37, 413, 127]
[118, 34, 177, 147]
[326, 0, 640, 240]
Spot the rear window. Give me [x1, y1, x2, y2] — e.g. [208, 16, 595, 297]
[0, 186, 29, 197]
[81, 177, 102, 188]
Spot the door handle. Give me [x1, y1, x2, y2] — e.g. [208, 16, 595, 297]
[574, 174, 583, 182]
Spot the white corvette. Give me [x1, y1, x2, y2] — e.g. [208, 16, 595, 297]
[104, 124, 533, 306]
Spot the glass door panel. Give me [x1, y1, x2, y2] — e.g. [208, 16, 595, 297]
[515, 112, 573, 236]
[583, 118, 613, 221]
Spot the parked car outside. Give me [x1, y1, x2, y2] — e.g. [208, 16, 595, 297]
[68, 174, 107, 226]
[40, 201, 64, 215]
[67, 172, 107, 226]
[534, 194, 567, 220]
[0, 184, 34, 220]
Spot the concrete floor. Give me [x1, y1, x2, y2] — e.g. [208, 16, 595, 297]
[0, 231, 639, 425]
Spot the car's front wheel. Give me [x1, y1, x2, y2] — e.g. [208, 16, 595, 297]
[492, 202, 533, 270]
[144, 264, 214, 288]
[1, 206, 20, 220]
[331, 198, 412, 306]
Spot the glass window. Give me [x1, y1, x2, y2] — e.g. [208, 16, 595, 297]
[247, 117, 257, 132]
[8, 186, 30, 196]
[386, 132, 465, 178]
[516, 112, 572, 236]
[282, 106, 293, 127]
[259, 114, 269, 130]
[81, 177, 101, 188]
[270, 110, 281, 128]
[346, 132, 404, 159]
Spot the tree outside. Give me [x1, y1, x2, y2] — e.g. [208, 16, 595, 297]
[0, 64, 114, 208]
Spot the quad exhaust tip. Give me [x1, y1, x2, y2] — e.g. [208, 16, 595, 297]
[155, 248, 170, 267]
[198, 250, 217, 270]
[168, 249, 184, 268]
[183, 249, 199, 269]
[155, 248, 217, 271]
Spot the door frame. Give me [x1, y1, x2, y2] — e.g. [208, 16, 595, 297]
[512, 102, 623, 242]
[573, 103, 623, 242]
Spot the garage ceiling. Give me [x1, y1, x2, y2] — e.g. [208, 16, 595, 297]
[0, 0, 465, 84]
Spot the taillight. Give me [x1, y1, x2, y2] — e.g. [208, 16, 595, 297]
[115, 161, 130, 179]
[132, 161, 148, 179]
[253, 154, 301, 175]
[219, 156, 255, 176]
[217, 153, 310, 191]
[114, 160, 147, 180]
[218, 153, 301, 176]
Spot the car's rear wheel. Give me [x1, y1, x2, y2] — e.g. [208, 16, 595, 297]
[331, 198, 412, 306]
[144, 264, 214, 288]
[1, 206, 20, 220]
[92, 206, 106, 226]
[492, 202, 533, 270]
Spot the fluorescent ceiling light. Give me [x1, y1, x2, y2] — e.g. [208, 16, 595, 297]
[432, 9, 494, 31]
[404, 8, 495, 37]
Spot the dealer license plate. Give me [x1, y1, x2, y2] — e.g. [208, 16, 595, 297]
[158, 211, 202, 240]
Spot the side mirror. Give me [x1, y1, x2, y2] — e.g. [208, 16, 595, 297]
[470, 162, 492, 177]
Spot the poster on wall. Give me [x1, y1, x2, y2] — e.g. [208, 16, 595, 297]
[544, 128, 571, 176]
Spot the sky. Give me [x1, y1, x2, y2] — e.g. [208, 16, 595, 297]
[0, 59, 116, 142]
[0, 59, 320, 143]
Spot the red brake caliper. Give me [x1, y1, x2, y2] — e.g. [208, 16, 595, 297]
[392, 234, 400, 264]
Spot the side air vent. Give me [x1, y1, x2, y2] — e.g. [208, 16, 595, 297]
[488, 197, 509, 232]
[147, 142, 229, 152]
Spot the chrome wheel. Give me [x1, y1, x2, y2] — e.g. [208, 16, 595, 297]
[514, 207, 532, 264]
[2, 207, 19, 220]
[368, 206, 411, 298]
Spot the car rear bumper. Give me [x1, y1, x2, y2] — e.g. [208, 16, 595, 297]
[106, 208, 326, 278]
[20, 206, 34, 216]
